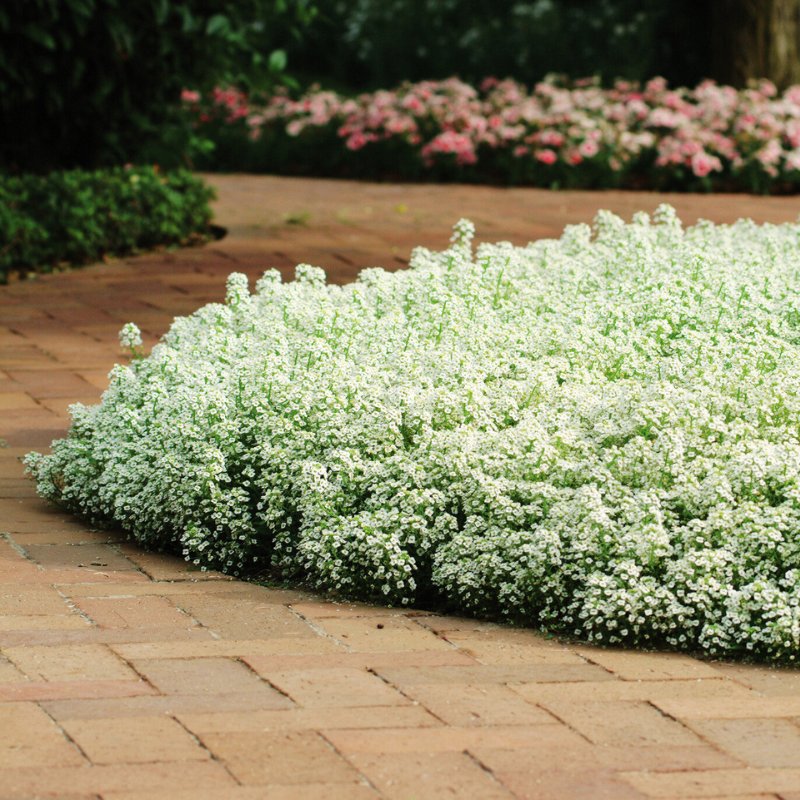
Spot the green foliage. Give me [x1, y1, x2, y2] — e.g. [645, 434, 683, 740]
[291, 0, 709, 90]
[0, 0, 317, 171]
[0, 167, 215, 282]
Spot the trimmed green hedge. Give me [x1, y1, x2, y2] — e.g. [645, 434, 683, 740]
[0, 167, 215, 282]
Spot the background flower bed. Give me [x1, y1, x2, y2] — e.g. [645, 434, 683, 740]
[186, 77, 800, 193]
[0, 167, 215, 282]
[27, 210, 800, 663]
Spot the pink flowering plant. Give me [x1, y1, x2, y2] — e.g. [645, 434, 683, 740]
[185, 76, 800, 193]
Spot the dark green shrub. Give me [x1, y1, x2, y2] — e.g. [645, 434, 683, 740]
[0, 0, 317, 171]
[0, 167, 215, 282]
[290, 0, 710, 91]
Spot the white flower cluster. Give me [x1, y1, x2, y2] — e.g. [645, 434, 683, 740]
[26, 206, 800, 661]
[118, 322, 142, 350]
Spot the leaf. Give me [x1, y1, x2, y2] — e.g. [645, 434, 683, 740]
[67, 0, 95, 18]
[268, 49, 287, 73]
[282, 74, 300, 90]
[153, 0, 169, 26]
[23, 26, 56, 49]
[179, 6, 195, 33]
[206, 14, 231, 37]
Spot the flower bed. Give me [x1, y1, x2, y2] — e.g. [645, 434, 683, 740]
[27, 208, 800, 662]
[185, 77, 800, 193]
[0, 167, 215, 282]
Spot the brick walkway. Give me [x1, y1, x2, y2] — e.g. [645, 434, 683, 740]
[1, 175, 800, 800]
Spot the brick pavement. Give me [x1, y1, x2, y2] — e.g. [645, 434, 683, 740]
[1, 174, 800, 799]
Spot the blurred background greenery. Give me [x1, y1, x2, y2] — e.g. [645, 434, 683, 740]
[291, 0, 709, 92]
[0, 0, 317, 171]
[2, 0, 799, 171]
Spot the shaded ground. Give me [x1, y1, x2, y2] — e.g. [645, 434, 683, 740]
[1, 175, 799, 799]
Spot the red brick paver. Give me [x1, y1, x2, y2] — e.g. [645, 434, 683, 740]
[1, 175, 799, 799]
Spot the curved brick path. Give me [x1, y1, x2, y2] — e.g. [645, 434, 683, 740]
[1, 175, 800, 800]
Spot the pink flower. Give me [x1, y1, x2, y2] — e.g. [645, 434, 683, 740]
[538, 130, 565, 147]
[535, 149, 557, 165]
[691, 151, 721, 178]
[345, 132, 369, 150]
[785, 149, 800, 171]
[786, 120, 800, 148]
[759, 80, 778, 98]
[648, 108, 682, 129]
[421, 130, 477, 165]
[680, 140, 702, 157]
[756, 139, 783, 166]
[197, 75, 800, 189]
[645, 77, 668, 95]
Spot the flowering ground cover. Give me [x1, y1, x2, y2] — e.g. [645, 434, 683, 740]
[27, 207, 800, 662]
[185, 77, 800, 193]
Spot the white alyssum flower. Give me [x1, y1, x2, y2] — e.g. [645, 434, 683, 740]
[118, 322, 142, 350]
[25, 205, 800, 662]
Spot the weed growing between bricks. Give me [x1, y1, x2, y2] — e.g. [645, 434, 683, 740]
[26, 207, 800, 663]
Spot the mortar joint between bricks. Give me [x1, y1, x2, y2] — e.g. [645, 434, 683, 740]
[315, 729, 386, 798]
[365, 665, 451, 726]
[529, 704, 596, 745]
[172, 714, 244, 786]
[569, 651, 623, 676]
[119, 653, 162, 694]
[464, 749, 515, 796]
[644, 697, 720, 745]
[236, 656, 296, 703]
[170, 597, 216, 634]
[2, 531, 39, 563]
[39, 701, 92, 765]
[54, 587, 96, 626]
[107, 541, 148, 577]
[286, 603, 353, 649]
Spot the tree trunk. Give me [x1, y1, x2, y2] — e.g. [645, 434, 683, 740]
[711, 0, 800, 88]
